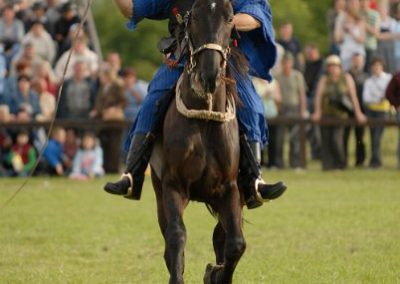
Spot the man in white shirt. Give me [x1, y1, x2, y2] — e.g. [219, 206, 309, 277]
[54, 35, 98, 81]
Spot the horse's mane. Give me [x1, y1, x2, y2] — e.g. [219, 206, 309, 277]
[224, 45, 249, 106]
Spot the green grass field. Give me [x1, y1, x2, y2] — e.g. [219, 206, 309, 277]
[1, 167, 399, 284]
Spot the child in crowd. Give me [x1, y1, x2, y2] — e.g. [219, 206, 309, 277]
[70, 132, 104, 180]
[0, 128, 12, 176]
[63, 128, 79, 165]
[42, 127, 67, 176]
[7, 129, 36, 176]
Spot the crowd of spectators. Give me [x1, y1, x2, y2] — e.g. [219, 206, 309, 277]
[0, 0, 148, 178]
[258, 0, 400, 170]
[1, 0, 400, 178]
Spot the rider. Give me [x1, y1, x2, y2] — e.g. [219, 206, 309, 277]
[105, 0, 287, 209]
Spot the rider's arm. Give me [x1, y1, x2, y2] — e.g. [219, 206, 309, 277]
[233, 13, 261, 32]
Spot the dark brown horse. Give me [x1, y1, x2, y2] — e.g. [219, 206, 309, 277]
[150, 0, 247, 283]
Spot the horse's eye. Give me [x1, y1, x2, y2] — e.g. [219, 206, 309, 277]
[228, 17, 234, 23]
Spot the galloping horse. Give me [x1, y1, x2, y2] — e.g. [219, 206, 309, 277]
[150, 0, 249, 283]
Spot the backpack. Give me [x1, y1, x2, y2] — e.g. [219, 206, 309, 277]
[386, 73, 400, 108]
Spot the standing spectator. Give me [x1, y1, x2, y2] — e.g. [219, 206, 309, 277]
[335, 1, 366, 71]
[70, 132, 104, 180]
[7, 75, 41, 119]
[304, 43, 324, 160]
[274, 52, 307, 169]
[385, 70, 400, 169]
[6, 130, 36, 176]
[360, 0, 381, 69]
[107, 52, 123, 75]
[0, 4, 25, 62]
[327, 0, 347, 55]
[91, 64, 127, 120]
[21, 21, 56, 64]
[253, 77, 281, 168]
[54, 35, 98, 80]
[313, 55, 366, 170]
[58, 61, 95, 119]
[46, 0, 62, 38]
[277, 21, 304, 71]
[363, 57, 392, 168]
[42, 127, 67, 176]
[393, 3, 400, 72]
[345, 53, 369, 166]
[376, 2, 398, 74]
[122, 68, 147, 121]
[32, 78, 55, 121]
[54, 2, 80, 57]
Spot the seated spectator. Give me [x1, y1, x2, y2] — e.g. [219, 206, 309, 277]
[334, 1, 366, 71]
[6, 129, 36, 177]
[122, 68, 147, 121]
[10, 41, 43, 76]
[0, 4, 25, 62]
[376, 2, 398, 74]
[57, 61, 96, 119]
[277, 21, 304, 70]
[24, 2, 50, 32]
[385, 70, 400, 169]
[0, 127, 12, 176]
[42, 127, 67, 176]
[363, 58, 392, 168]
[0, 43, 6, 99]
[54, 35, 98, 81]
[32, 78, 55, 121]
[33, 61, 58, 96]
[63, 128, 79, 165]
[54, 2, 80, 57]
[91, 64, 126, 120]
[21, 20, 56, 64]
[70, 132, 104, 180]
[274, 52, 307, 169]
[7, 75, 41, 120]
[313, 55, 366, 170]
[4, 60, 32, 97]
[345, 53, 369, 167]
[46, 0, 62, 38]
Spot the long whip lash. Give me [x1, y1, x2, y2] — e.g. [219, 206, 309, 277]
[0, 0, 93, 210]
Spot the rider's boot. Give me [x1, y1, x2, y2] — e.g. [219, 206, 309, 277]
[104, 133, 155, 200]
[238, 134, 287, 209]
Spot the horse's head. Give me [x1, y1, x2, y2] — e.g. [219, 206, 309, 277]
[186, 0, 234, 96]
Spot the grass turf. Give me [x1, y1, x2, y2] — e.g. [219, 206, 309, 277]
[0, 168, 399, 284]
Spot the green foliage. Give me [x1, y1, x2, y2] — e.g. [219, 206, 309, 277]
[92, 0, 332, 79]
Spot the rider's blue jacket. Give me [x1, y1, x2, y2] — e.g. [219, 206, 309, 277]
[127, 0, 277, 81]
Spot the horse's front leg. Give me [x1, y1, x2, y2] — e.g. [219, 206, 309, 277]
[162, 178, 188, 284]
[206, 182, 246, 284]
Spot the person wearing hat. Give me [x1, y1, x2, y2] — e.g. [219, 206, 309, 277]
[312, 55, 366, 170]
[274, 51, 307, 169]
[54, 2, 80, 55]
[25, 1, 51, 32]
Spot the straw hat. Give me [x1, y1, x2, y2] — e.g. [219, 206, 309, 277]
[325, 55, 342, 66]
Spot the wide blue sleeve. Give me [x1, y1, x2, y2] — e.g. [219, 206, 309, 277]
[43, 141, 61, 168]
[127, 0, 170, 30]
[233, 0, 277, 81]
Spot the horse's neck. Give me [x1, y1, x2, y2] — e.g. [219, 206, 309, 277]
[180, 74, 227, 113]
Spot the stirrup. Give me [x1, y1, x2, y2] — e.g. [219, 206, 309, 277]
[255, 178, 271, 202]
[121, 173, 133, 197]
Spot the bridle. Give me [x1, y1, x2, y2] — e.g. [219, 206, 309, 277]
[184, 11, 231, 76]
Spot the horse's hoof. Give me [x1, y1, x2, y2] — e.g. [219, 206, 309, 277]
[203, 263, 224, 284]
